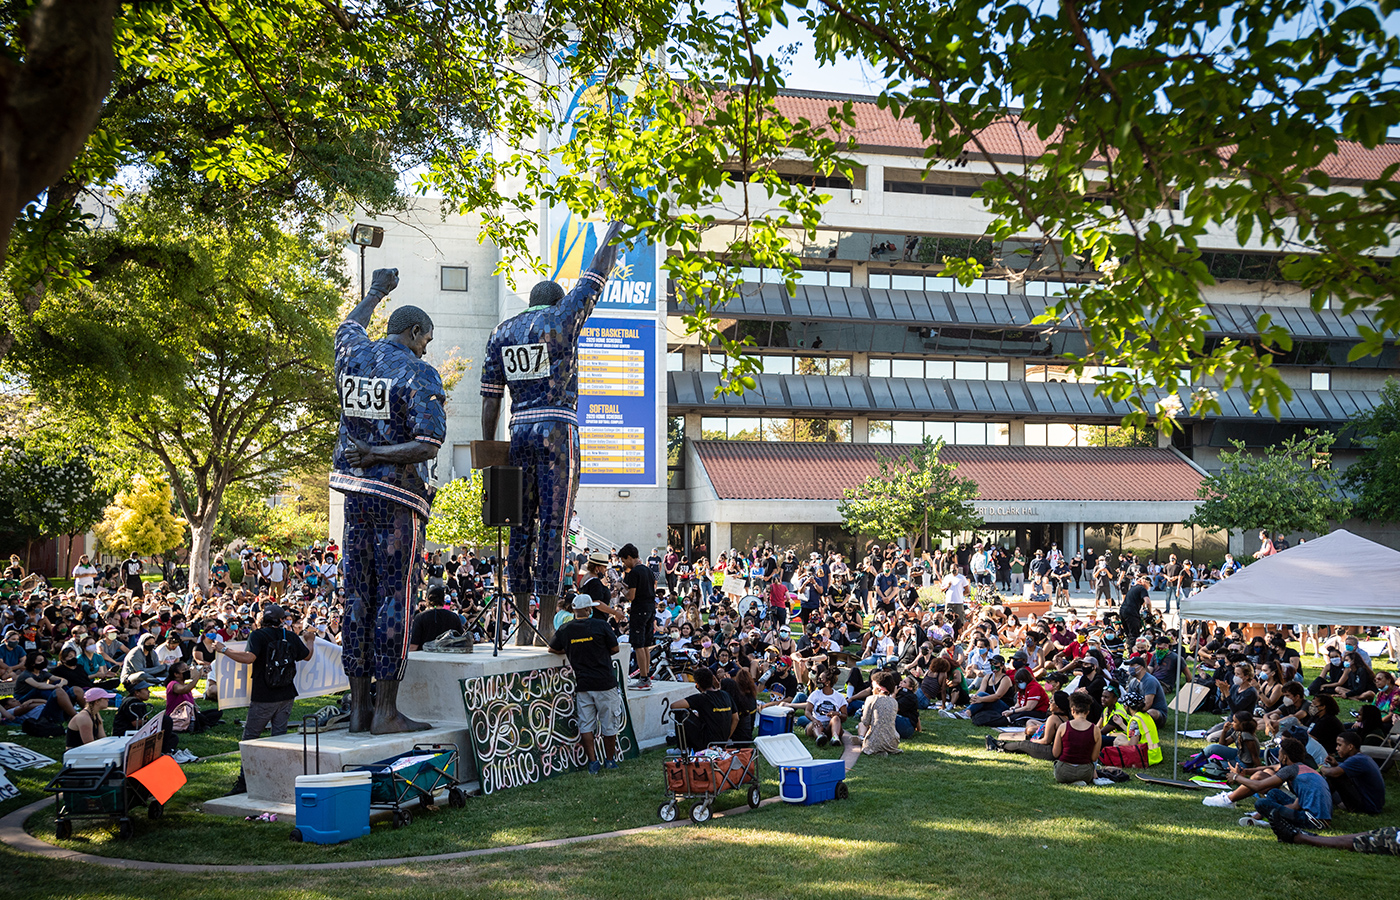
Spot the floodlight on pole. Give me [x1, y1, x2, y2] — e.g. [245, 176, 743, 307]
[350, 223, 384, 299]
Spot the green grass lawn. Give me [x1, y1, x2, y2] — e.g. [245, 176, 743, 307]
[1, 653, 1396, 899]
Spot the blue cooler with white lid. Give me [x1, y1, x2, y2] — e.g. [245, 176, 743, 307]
[753, 733, 847, 805]
[757, 705, 795, 737]
[291, 771, 371, 844]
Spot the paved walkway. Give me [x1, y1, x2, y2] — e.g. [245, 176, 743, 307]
[0, 794, 778, 872]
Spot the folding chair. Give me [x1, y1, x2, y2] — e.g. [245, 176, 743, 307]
[1358, 719, 1400, 772]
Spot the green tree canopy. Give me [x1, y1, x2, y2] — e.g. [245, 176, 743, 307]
[427, 476, 501, 553]
[6, 0, 1398, 425]
[1343, 377, 1400, 522]
[1185, 431, 1351, 537]
[838, 438, 983, 548]
[14, 195, 344, 592]
[1, 0, 666, 360]
[544, 0, 1400, 420]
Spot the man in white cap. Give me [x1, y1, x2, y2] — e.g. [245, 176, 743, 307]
[548, 587, 623, 775]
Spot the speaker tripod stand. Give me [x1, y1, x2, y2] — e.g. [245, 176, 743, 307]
[478, 464, 543, 655]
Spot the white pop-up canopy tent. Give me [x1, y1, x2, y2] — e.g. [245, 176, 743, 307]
[1179, 529, 1400, 626]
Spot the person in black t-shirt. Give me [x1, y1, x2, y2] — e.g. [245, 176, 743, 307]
[671, 667, 736, 751]
[620, 543, 656, 691]
[1119, 576, 1151, 641]
[408, 586, 463, 650]
[215, 604, 314, 795]
[549, 593, 623, 774]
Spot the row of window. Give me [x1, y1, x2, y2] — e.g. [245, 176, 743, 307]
[868, 421, 1152, 447]
[696, 417, 1153, 448]
[701, 417, 853, 443]
[740, 267, 854, 287]
[672, 352, 1339, 392]
[869, 358, 1011, 381]
[867, 273, 1075, 296]
[731, 268, 1076, 296]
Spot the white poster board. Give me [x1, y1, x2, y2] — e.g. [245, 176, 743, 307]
[211, 640, 349, 710]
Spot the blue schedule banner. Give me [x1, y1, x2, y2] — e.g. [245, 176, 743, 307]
[578, 317, 655, 486]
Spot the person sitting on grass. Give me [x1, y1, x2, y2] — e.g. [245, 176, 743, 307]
[1374, 669, 1398, 728]
[1120, 689, 1162, 765]
[1099, 684, 1132, 742]
[803, 669, 848, 748]
[968, 654, 1013, 725]
[1307, 694, 1345, 755]
[1270, 818, 1400, 856]
[1308, 649, 1348, 697]
[1334, 652, 1378, 702]
[1052, 689, 1101, 785]
[1267, 720, 1329, 769]
[1318, 731, 1387, 815]
[855, 670, 903, 756]
[66, 687, 115, 747]
[1265, 682, 1309, 733]
[1201, 711, 1264, 769]
[1126, 654, 1169, 725]
[919, 655, 967, 710]
[1203, 737, 1331, 829]
[989, 690, 1070, 759]
[14, 653, 76, 719]
[990, 667, 1049, 727]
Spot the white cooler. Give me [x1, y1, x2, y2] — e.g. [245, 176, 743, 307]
[62, 735, 137, 769]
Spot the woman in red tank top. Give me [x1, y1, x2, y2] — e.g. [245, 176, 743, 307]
[1052, 689, 1101, 784]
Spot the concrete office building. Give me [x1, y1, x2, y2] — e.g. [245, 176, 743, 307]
[337, 89, 1399, 565]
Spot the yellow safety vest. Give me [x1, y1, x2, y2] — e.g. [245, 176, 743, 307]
[1131, 710, 1162, 765]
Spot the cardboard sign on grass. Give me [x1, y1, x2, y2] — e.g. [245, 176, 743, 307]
[460, 660, 639, 794]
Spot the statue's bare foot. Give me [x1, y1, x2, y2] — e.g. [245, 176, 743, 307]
[370, 710, 431, 735]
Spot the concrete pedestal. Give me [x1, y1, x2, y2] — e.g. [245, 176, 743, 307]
[204, 646, 695, 822]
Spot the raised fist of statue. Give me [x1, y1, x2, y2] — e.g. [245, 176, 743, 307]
[370, 267, 399, 295]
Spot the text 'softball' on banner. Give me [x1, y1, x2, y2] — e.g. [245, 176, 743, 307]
[578, 316, 655, 487]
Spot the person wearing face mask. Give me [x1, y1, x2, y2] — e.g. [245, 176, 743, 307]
[1126, 655, 1169, 725]
[0, 629, 28, 681]
[77, 636, 119, 682]
[1266, 682, 1310, 732]
[859, 626, 896, 667]
[1212, 662, 1259, 733]
[1309, 650, 1350, 697]
[1341, 635, 1372, 668]
[1334, 651, 1377, 701]
[968, 655, 1014, 725]
[994, 666, 1050, 727]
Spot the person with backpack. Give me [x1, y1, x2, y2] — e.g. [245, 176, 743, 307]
[215, 604, 314, 796]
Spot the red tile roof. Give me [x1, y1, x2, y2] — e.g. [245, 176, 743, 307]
[766, 92, 1400, 182]
[692, 441, 1204, 503]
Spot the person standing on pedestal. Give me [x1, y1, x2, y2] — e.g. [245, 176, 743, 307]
[480, 220, 624, 646]
[330, 267, 446, 735]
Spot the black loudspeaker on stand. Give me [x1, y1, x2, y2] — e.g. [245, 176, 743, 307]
[482, 465, 523, 527]
[479, 466, 536, 655]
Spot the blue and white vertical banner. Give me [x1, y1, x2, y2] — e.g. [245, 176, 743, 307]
[544, 67, 659, 313]
[578, 317, 656, 486]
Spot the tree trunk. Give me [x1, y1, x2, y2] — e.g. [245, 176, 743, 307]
[189, 506, 218, 595]
[0, 0, 119, 361]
